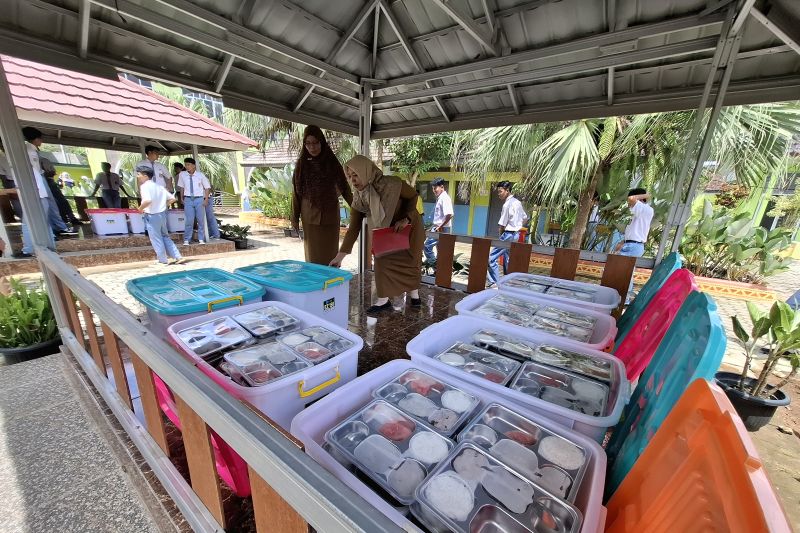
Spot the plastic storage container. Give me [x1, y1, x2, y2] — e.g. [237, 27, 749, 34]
[86, 208, 129, 235]
[455, 290, 617, 352]
[235, 260, 353, 329]
[126, 268, 265, 336]
[498, 273, 621, 314]
[168, 300, 362, 429]
[407, 315, 629, 442]
[166, 209, 185, 233]
[291, 359, 608, 533]
[126, 209, 146, 234]
[605, 379, 791, 533]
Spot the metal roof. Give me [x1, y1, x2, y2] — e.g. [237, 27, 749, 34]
[0, 0, 798, 140]
[2, 55, 256, 153]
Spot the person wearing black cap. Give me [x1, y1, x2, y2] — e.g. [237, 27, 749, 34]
[487, 181, 528, 286]
[423, 177, 454, 264]
[614, 187, 653, 301]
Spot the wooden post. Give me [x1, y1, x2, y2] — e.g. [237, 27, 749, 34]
[58, 280, 85, 349]
[507, 242, 532, 274]
[175, 396, 226, 527]
[551, 248, 581, 280]
[78, 299, 105, 370]
[101, 321, 133, 410]
[434, 233, 456, 288]
[467, 237, 492, 293]
[250, 468, 309, 533]
[130, 352, 171, 456]
[601, 254, 637, 317]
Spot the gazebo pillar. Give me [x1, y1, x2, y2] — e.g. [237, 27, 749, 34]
[357, 82, 372, 276]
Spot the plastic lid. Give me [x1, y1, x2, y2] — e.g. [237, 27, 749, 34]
[126, 268, 265, 315]
[234, 260, 353, 293]
[85, 208, 129, 213]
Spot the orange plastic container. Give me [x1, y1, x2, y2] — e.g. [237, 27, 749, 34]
[605, 379, 791, 533]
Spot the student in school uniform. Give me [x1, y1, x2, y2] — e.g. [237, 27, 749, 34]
[176, 157, 210, 245]
[136, 165, 184, 266]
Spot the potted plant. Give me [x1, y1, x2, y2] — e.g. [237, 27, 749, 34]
[220, 223, 252, 250]
[0, 279, 61, 366]
[716, 301, 799, 431]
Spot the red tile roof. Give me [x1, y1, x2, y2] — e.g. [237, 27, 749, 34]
[3, 55, 256, 151]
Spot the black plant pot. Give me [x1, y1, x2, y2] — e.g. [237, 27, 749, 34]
[234, 238, 248, 250]
[715, 371, 791, 431]
[0, 336, 62, 367]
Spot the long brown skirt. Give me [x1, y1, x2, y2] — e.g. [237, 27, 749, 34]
[374, 213, 424, 298]
[302, 222, 340, 265]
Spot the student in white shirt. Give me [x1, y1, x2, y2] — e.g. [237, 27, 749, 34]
[423, 177, 454, 264]
[614, 187, 654, 301]
[17, 127, 62, 257]
[487, 181, 528, 286]
[137, 165, 184, 265]
[90, 162, 130, 208]
[177, 157, 211, 245]
[136, 145, 173, 192]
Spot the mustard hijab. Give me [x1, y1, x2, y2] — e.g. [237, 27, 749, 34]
[346, 155, 401, 229]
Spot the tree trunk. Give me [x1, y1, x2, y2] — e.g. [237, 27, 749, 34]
[568, 163, 605, 248]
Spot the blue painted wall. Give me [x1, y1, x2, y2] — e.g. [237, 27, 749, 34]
[472, 206, 489, 237]
[453, 205, 469, 234]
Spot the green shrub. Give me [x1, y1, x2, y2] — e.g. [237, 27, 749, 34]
[0, 280, 59, 349]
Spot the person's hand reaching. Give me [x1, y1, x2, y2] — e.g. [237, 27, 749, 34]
[394, 217, 410, 233]
[329, 252, 348, 268]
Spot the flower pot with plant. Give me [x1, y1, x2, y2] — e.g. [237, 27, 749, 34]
[0, 279, 61, 366]
[220, 223, 252, 250]
[716, 301, 799, 431]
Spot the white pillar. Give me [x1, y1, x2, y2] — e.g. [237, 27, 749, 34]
[358, 83, 372, 275]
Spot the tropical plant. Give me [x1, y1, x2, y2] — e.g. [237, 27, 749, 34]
[249, 165, 294, 220]
[392, 133, 454, 185]
[730, 301, 800, 398]
[0, 279, 58, 349]
[218, 223, 251, 241]
[680, 199, 792, 282]
[714, 183, 750, 210]
[768, 189, 800, 228]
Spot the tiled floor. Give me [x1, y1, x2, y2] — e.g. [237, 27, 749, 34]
[0, 355, 159, 533]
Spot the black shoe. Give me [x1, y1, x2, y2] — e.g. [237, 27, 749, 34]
[366, 301, 393, 314]
[13, 252, 33, 258]
[57, 229, 79, 236]
[410, 297, 421, 307]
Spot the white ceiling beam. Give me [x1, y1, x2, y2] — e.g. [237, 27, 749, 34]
[214, 54, 235, 93]
[89, 0, 358, 99]
[379, 0, 450, 122]
[78, 0, 90, 59]
[481, 0, 497, 35]
[729, 0, 756, 36]
[374, 36, 720, 104]
[372, 7, 381, 77]
[151, 0, 359, 87]
[606, 0, 617, 32]
[293, 0, 379, 112]
[507, 84, 520, 114]
[379, 11, 726, 90]
[750, 7, 800, 56]
[430, 0, 500, 56]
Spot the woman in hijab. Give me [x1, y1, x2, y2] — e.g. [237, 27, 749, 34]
[330, 155, 424, 313]
[292, 125, 352, 265]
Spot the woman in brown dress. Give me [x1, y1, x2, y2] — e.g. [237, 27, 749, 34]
[330, 155, 424, 313]
[291, 125, 353, 265]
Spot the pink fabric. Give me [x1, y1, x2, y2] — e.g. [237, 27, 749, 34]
[613, 269, 698, 381]
[152, 373, 252, 497]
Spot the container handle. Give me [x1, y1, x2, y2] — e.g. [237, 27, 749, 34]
[207, 295, 243, 313]
[323, 277, 345, 291]
[297, 366, 340, 398]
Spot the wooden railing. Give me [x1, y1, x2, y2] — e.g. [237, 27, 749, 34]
[36, 247, 401, 533]
[422, 231, 653, 316]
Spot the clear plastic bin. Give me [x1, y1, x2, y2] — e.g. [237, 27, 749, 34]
[166, 209, 185, 233]
[168, 300, 362, 429]
[290, 359, 608, 533]
[126, 209, 145, 234]
[86, 208, 129, 235]
[498, 273, 621, 314]
[406, 315, 629, 443]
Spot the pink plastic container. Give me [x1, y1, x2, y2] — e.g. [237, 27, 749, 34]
[613, 269, 697, 381]
[290, 359, 608, 533]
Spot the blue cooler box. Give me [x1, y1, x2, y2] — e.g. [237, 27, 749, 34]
[126, 268, 265, 336]
[234, 260, 353, 329]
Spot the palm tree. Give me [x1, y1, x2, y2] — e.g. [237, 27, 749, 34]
[456, 103, 800, 249]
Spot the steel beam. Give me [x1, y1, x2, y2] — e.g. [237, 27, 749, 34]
[507, 84, 520, 114]
[358, 82, 372, 276]
[88, 0, 358, 99]
[372, 6, 381, 77]
[430, 0, 500, 56]
[378, 12, 726, 91]
[751, 7, 800, 56]
[213, 54, 235, 93]
[374, 36, 720, 104]
[729, 0, 756, 36]
[78, 0, 90, 59]
[607, 66, 615, 105]
[152, 0, 358, 86]
[606, 0, 617, 32]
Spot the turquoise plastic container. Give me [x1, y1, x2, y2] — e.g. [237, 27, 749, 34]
[605, 291, 726, 494]
[126, 268, 265, 336]
[234, 261, 353, 329]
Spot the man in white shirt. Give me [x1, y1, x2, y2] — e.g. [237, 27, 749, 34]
[423, 178, 454, 264]
[177, 157, 211, 245]
[614, 187, 654, 302]
[136, 145, 173, 192]
[137, 165, 184, 265]
[488, 181, 529, 286]
[90, 162, 130, 208]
